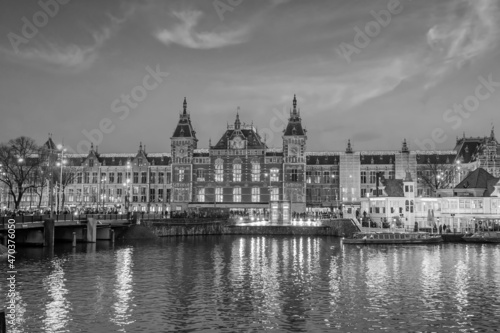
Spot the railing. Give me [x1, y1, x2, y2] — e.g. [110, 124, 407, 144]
[0, 214, 129, 226]
[144, 217, 229, 225]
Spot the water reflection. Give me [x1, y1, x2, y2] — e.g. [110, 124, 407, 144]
[42, 258, 72, 332]
[6, 237, 500, 332]
[111, 247, 134, 331]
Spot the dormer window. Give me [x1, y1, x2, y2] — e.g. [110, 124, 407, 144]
[89, 159, 94, 167]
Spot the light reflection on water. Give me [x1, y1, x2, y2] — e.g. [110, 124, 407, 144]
[2, 237, 500, 332]
[111, 247, 134, 331]
[42, 258, 71, 332]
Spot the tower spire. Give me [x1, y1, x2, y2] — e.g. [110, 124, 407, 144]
[346, 139, 353, 153]
[402, 138, 409, 153]
[183, 97, 187, 115]
[235, 107, 241, 129]
[491, 123, 495, 140]
[293, 94, 297, 114]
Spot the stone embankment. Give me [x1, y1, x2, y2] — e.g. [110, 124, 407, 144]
[141, 219, 359, 238]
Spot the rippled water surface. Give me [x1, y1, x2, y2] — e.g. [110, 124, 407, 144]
[2, 236, 500, 332]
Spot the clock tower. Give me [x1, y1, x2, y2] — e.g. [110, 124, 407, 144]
[170, 97, 198, 211]
[282, 95, 307, 212]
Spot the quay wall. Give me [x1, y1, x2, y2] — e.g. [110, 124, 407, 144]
[142, 219, 358, 238]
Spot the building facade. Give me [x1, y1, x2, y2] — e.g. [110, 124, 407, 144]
[1, 97, 499, 217]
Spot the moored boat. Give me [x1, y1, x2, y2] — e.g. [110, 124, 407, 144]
[463, 231, 500, 243]
[342, 231, 443, 244]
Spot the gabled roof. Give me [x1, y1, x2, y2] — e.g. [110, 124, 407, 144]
[360, 154, 394, 165]
[486, 178, 500, 197]
[306, 155, 339, 165]
[66, 150, 171, 166]
[455, 168, 498, 195]
[416, 153, 456, 165]
[381, 178, 404, 197]
[283, 95, 306, 136]
[171, 98, 197, 140]
[43, 136, 57, 150]
[213, 113, 267, 149]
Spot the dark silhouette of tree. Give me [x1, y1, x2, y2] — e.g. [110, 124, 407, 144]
[417, 163, 455, 196]
[0, 137, 46, 209]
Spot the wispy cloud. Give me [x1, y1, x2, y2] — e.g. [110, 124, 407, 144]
[0, 5, 135, 72]
[424, 0, 500, 88]
[155, 10, 250, 49]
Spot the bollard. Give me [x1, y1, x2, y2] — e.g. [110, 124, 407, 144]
[0, 309, 5, 333]
[72, 232, 76, 247]
[110, 229, 115, 243]
[43, 219, 55, 248]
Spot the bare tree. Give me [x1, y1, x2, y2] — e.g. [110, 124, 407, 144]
[417, 163, 455, 196]
[0, 137, 46, 209]
[55, 165, 78, 211]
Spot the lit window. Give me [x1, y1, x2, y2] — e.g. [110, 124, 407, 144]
[270, 168, 279, 182]
[233, 160, 242, 182]
[251, 161, 260, 181]
[252, 187, 260, 202]
[215, 158, 224, 182]
[215, 187, 223, 202]
[197, 188, 205, 202]
[270, 187, 279, 201]
[233, 187, 241, 202]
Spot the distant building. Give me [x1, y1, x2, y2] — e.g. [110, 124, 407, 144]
[1, 97, 499, 218]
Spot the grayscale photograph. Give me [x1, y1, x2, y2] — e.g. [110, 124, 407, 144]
[0, 0, 499, 332]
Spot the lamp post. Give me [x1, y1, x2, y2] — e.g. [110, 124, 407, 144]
[331, 174, 336, 216]
[123, 178, 131, 214]
[455, 160, 461, 186]
[100, 176, 107, 212]
[56, 144, 66, 213]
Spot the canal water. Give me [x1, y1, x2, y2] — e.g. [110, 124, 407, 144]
[2, 236, 500, 332]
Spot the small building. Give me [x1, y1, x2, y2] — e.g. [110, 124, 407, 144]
[437, 168, 500, 232]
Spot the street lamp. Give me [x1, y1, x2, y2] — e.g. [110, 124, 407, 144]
[100, 176, 107, 212]
[123, 178, 131, 214]
[56, 144, 67, 213]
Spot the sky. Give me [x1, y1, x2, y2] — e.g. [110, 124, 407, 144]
[0, 0, 499, 154]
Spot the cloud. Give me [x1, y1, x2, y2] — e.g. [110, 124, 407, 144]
[424, 0, 500, 88]
[0, 28, 110, 72]
[269, 0, 292, 6]
[155, 10, 250, 49]
[0, 5, 135, 72]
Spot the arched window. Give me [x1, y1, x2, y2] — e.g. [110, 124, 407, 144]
[251, 159, 260, 182]
[215, 158, 223, 182]
[233, 158, 242, 182]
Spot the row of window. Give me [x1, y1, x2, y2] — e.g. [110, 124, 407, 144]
[306, 188, 339, 202]
[212, 150, 264, 155]
[72, 172, 172, 185]
[360, 171, 395, 184]
[195, 187, 279, 202]
[306, 170, 339, 184]
[65, 187, 171, 203]
[442, 199, 500, 210]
